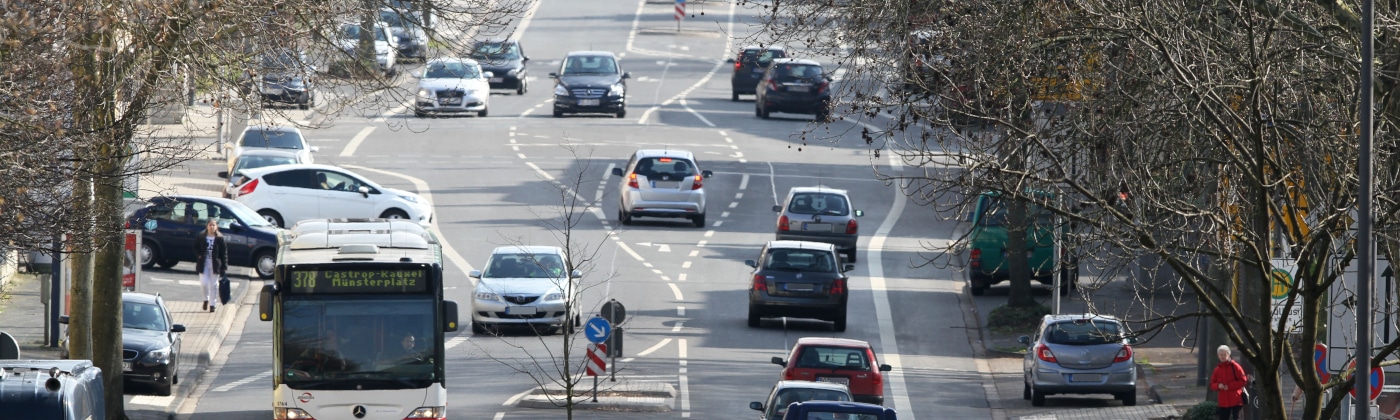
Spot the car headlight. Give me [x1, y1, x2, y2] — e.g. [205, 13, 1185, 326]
[476, 291, 500, 301]
[417, 89, 432, 99]
[142, 347, 172, 364]
[554, 84, 569, 96]
[507, 68, 520, 76]
[609, 83, 625, 96]
[543, 292, 563, 301]
[398, 194, 419, 203]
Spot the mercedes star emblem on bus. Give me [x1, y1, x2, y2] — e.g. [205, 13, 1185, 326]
[352, 405, 366, 418]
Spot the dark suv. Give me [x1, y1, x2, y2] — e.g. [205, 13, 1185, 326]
[756, 58, 833, 120]
[730, 45, 787, 101]
[469, 39, 529, 95]
[550, 51, 629, 118]
[746, 241, 854, 331]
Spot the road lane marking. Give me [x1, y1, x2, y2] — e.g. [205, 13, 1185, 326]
[739, 173, 749, 190]
[679, 338, 690, 417]
[339, 126, 375, 157]
[667, 282, 683, 300]
[503, 388, 533, 406]
[446, 336, 468, 350]
[869, 170, 914, 419]
[635, 338, 673, 357]
[525, 162, 554, 181]
[678, 273, 687, 281]
[677, 306, 685, 316]
[211, 370, 272, 392]
[681, 261, 692, 269]
[720, 211, 730, 218]
[767, 161, 779, 205]
[680, 98, 715, 127]
[636, 0, 736, 125]
[616, 241, 645, 262]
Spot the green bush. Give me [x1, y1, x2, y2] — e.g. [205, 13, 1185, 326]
[987, 304, 1051, 333]
[1184, 400, 1218, 420]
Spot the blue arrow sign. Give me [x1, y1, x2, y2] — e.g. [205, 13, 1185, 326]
[584, 317, 611, 344]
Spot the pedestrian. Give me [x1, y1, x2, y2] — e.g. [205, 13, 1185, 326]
[1209, 344, 1249, 420]
[194, 218, 227, 313]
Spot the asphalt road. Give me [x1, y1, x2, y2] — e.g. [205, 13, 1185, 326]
[181, 0, 991, 418]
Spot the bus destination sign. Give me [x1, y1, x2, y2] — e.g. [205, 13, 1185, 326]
[287, 268, 429, 294]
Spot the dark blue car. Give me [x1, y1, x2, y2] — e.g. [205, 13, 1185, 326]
[125, 196, 280, 278]
[781, 401, 898, 420]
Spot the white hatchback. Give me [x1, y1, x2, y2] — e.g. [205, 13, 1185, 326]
[229, 163, 432, 228]
[470, 246, 581, 335]
[226, 125, 316, 175]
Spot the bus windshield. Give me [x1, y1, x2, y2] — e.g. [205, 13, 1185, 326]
[279, 296, 437, 390]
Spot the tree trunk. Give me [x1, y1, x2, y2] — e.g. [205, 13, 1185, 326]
[68, 175, 93, 361]
[93, 165, 125, 419]
[1007, 196, 1034, 307]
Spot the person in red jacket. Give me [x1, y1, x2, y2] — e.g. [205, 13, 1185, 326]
[1209, 345, 1249, 420]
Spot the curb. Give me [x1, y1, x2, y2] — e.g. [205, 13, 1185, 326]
[1140, 363, 1165, 404]
[514, 381, 676, 412]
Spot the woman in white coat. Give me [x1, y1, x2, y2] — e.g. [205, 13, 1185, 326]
[194, 218, 228, 313]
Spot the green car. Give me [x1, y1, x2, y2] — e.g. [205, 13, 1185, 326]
[967, 192, 1058, 295]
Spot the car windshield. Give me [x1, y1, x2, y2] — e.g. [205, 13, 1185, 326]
[483, 253, 566, 278]
[341, 24, 388, 42]
[764, 248, 837, 272]
[978, 197, 1053, 227]
[240, 130, 303, 150]
[799, 412, 881, 420]
[379, 10, 420, 28]
[793, 346, 870, 370]
[1045, 320, 1124, 345]
[261, 52, 300, 71]
[470, 42, 520, 60]
[123, 301, 167, 331]
[234, 155, 298, 173]
[773, 64, 823, 80]
[424, 61, 479, 79]
[562, 55, 617, 75]
[786, 193, 849, 216]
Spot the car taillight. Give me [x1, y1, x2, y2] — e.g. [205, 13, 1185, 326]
[783, 368, 795, 380]
[1036, 343, 1057, 363]
[778, 215, 789, 231]
[830, 278, 846, 295]
[734, 59, 742, 71]
[817, 81, 829, 94]
[767, 79, 779, 91]
[753, 274, 767, 292]
[124, 219, 130, 229]
[238, 178, 260, 196]
[969, 249, 981, 269]
[868, 349, 883, 386]
[845, 219, 858, 234]
[627, 173, 639, 189]
[691, 175, 703, 190]
[1113, 345, 1133, 363]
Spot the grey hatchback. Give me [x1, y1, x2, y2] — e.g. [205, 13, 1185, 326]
[1019, 314, 1138, 407]
[746, 241, 855, 331]
[774, 187, 863, 262]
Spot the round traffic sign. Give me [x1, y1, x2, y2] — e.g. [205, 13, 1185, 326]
[600, 299, 626, 325]
[583, 317, 611, 344]
[1346, 359, 1385, 401]
[1313, 344, 1330, 384]
[1269, 268, 1292, 299]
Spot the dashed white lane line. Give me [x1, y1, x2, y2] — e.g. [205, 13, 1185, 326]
[739, 173, 750, 190]
[446, 336, 468, 350]
[720, 211, 730, 218]
[679, 338, 691, 418]
[688, 250, 698, 257]
[681, 261, 692, 269]
[493, 413, 506, 420]
[696, 241, 707, 247]
[677, 306, 685, 317]
[729, 202, 738, 208]
[678, 273, 687, 281]
[711, 221, 723, 227]
[211, 370, 272, 392]
[339, 126, 376, 157]
[667, 282, 684, 300]
[525, 162, 555, 181]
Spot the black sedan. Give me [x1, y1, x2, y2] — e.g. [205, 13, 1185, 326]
[469, 39, 529, 94]
[746, 240, 854, 331]
[756, 58, 833, 120]
[551, 51, 629, 118]
[60, 293, 185, 396]
[125, 196, 280, 278]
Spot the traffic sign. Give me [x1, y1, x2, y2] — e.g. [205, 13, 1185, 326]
[584, 317, 611, 344]
[1347, 359, 1386, 401]
[600, 300, 626, 325]
[1314, 344, 1330, 384]
[585, 343, 607, 376]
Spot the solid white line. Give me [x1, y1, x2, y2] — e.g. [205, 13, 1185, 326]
[342, 165, 476, 278]
[503, 388, 533, 406]
[510, 0, 542, 40]
[637, 0, 736, 125]
[668, 282, 684, 300]
[525, 161, 555, 181]
[339, 126, 375, 157]
[636, 338, 673, 357]
[767, 161, 779, 206]
[616, 241, 645, 262]
[869, 179, 914, 418]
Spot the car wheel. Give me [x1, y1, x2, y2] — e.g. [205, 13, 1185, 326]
[517, 80, 527, 95]
[832, 309, 847, 332]
[155, 377, 173, 396]
[616, 109, 627, 118]
[139, 241, 159, 269]
[1030, 386, 1045, 406]
[845, 249, 858, 263]
[414, 110, 427, 118]
[254, 250, 276, 279]
[759, 102, 771, 119]
[1023, 381, 1031, 400]
[157, 259, 178, 269]
[747, 307, 761, 328]
[173, 372, 179, 385]
[1119, 391, 1137, 406]
[618, 207, 632, 225]
[258, 210, 284, 228]
[553, 109, 565, 118]
[692, 214, 706, 228]
[471, 322, 486, 334]
[479, 107, 489, 117]
[380, 209, 409, 220]
[970, 275, 988, 296]
[732, 91, 739, 101]
[298, 101, 310, 111]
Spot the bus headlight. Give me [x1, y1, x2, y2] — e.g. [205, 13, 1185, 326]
[274, 407, 315, 420]
[405, 406, 445, 419]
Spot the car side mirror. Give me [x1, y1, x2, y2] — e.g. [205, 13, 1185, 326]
[523, 56, 530, 62]
[842, 264, 855, 272]
[771, 357, 786, 367]
[745, 259, 757, 268]
[611, 167, 624, 177]
[217, 171, 229, 179]
[548, 72, 558, 78]
[570, 270, 583, 279]
[879, 364, 892, 372]
[854, 210, 864, 217]
[171, 324, 187, 333]
[622, 71, 632, 79]
[1127, 336, 1140, 344]
[1017, 336, 1030, 345]
[483, 71, 494, 78]
[358, 186, 370, 198]
[469, 270, 482, 279]
[258, 284, 275, 322]
[58, 315, 69, 325]
[310, 146, 320, 153]
[749, 402, 764, 411]
[701, 170, 713, 178]
[772, 205, 782, 212]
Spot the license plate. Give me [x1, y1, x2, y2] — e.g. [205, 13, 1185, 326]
[816, 376, 849, 385]
[440, 98, 461, 105]
[578, 99, 600, 106]
[1070, 374, 1102, 382]
[261, 88, 282, 95]
[784, 283, 814, 292]
[803, 222, 832, 231]
[788, 85, 810, 92]
[754, 68, 766, 74]
[505, 306, 538, 315]
[122, 362, 132, 372]
[490, 77, 504, 83]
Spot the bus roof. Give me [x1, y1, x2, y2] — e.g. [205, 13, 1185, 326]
[278, 218, 441, 265]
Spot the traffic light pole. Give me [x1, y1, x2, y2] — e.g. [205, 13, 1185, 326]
[1356, 0, 1375, 415]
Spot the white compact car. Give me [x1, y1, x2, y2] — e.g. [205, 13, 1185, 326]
[611, 149, 713, 227]
[337, 21, 399, 74]
[229, 163, 432, 228]
[470, 246, 581, 335]
[227, 125, 316, 175]
[415, 58, 491, 117]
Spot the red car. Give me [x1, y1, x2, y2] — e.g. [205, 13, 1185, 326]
[771, 337, 893, 405]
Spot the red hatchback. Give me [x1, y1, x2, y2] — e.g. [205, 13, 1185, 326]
[771, 337, 893, 405]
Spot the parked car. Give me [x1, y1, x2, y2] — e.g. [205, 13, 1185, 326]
[60, 293, 184, 396]
[468, 39, 529, 94]
[379, 8, 428, 61]
[771, 337, 892, 405]
[414, 58, 491, 117]
[750, 380, 852, 420]
[747, 241, 854, 331]
[774, 186, 863, 262]
[730, 45, 787, 101]
[124, 195, 280, 278]
[610, 149, 713, 227]
[336, 21, 399, 74]
[756, 58, 833, 120]
[550, 51, 629, 118]
[781, 401, 898, 420]
[226, 125, 315, 175]
[1020, 314, 1137, 407]
[469, 246, 582, 335]
[966, 191, 1058, 295]
[253, 49, 316, 110]
[231, 163, 433, 228]
[217, 149, 304, 199]
[0, 360, 106, 420]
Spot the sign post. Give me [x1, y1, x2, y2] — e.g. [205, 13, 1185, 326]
[675, 0, 684, 31]
[585, 343, 607, 402]
[600, 300, 627, 380]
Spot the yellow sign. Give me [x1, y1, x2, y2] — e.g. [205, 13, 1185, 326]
[1270, 268, 1293, 299]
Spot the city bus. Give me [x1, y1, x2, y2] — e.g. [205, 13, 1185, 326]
[258, 218, 458, 420]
